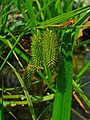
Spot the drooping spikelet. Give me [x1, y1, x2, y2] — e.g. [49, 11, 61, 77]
[42, 28, 59, 67]
[23, 64, 34, 89]
[31, 35, 43, 68]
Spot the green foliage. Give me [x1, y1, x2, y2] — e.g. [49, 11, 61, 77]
[52, 30, 73, 120]
[0, 79, 4, 120]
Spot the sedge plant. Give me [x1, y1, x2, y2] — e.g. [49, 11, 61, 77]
[0, 0, 90, 120]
